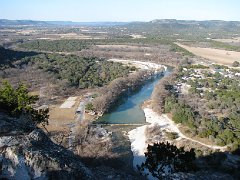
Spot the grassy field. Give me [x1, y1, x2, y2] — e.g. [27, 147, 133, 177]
[47, 96, 81, 132]
[176, 43, 240, 65]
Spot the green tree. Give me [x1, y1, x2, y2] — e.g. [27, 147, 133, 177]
[85, 103, 94, 111]
[0, 81, 49, 127]
[138, 142, 196, 179]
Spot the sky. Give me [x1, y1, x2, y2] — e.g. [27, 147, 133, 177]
[0, 0, 239, 22]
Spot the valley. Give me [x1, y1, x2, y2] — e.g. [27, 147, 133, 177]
[0, 18, 240, 179]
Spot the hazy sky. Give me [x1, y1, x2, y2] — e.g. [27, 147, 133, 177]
[0, 0, 239, 22]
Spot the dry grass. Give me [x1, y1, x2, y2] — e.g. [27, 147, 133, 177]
[130, 34, 146, 39]
[46, 96, 81, 132]
[17, 29, 37, 35]
[214, 37, 240, 43]
[28, 91, 40, 96]
[96, 44, 150, 50]
[176, 43, 240, 65]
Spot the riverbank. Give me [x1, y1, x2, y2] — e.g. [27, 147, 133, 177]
[128, 106, 229, 169]
[108, 58, 167, 73]
[92, 59, 167, 115]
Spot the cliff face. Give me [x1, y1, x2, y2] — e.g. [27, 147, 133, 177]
[0, 113, 93, 180]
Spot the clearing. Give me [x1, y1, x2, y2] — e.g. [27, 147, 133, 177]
[108, 59, 167, 72]
[47, 96, 81, 132]
[60, 96, 78, 109]
[214, 37, 240, 43]
[176, 43, 240, 65]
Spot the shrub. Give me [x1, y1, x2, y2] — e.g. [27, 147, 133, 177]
[85, 103, 94, 111]
[232, 61, 240, 67]
[166, 132, 179, 140]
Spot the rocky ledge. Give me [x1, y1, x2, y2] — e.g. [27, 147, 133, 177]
[0, 113, 93, 179]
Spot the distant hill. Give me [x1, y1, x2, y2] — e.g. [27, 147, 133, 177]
[0, 19, 48, 26]
[0, 19, 129, 27]
[1, 19, 240, 32]
[126, 19, 240, 33]
[149, 19, 240, 28]
[46, 21, 129, 26]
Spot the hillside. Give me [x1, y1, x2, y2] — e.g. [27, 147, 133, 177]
[0, 19, 129, 27]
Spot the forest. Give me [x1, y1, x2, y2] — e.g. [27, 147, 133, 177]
[0, 47, 133, 89]
[19, 38, 193, 56]
[151, 66, 240, 149]
[19, 39, 93, 52]
[20, 53, 133, 88]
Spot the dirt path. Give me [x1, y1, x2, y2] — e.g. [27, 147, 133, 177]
[68, 95, 92, 149]
[128, 108, 228, 168]
[145, 108, 228, 150]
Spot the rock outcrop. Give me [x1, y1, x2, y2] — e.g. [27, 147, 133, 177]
[0, 113, 93, 179]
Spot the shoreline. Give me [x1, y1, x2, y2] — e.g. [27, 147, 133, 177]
[92, 59, 168, 116]
[108, 58, 167, 73]
[128, 107, 228, 170]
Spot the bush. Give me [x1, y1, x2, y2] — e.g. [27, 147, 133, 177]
[85, 103, 94, 111]
[166, 132, 179, 140]
[232, 61, 240, 67]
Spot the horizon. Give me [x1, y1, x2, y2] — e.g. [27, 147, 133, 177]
[1, 18, 240, 23]
[0, 0, 239, 22]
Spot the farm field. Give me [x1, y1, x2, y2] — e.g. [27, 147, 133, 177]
[214, 37, 240, 43]
[176, 43, 240, 65]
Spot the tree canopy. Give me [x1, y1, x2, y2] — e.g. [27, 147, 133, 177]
[20, 53, 133, 89]
[138, 142, 196, 178]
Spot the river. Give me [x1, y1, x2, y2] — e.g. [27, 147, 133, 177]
[97, 69, 170, 125]
[95, 67, 171, 177]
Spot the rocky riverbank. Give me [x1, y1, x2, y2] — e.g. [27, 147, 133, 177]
[128, 104, 240, 179]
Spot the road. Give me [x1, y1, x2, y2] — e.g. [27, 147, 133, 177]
[68, 95, 92, 149]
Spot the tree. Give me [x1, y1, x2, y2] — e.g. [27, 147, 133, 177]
[85, 103, 93, 111]
[0, 81, 49, 127]
[138, 142, 196, 179]
[232, 61, 240, 67]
